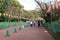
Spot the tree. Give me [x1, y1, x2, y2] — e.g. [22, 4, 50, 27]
[0, 0, 23, 22]
[35, 0, 59, 22]
[35, 0, 50, 22]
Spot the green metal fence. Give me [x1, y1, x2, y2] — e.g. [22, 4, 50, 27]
[0, 22, 29, 29]
[44, 22, 60, 32]
[43, 22, 60, 37]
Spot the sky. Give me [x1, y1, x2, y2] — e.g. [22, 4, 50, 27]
[17, 0, 60, 10]
[17, 0, 37, 10]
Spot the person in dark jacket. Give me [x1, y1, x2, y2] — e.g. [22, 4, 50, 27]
[38, 20, 40, 27]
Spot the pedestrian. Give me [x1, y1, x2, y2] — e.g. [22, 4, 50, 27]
[30, 21, 33, 27]
[41, 20, 43, 26]
[38, 20, 40, 27]
[33, 21, 36, 27]
[36, 21, 38, 27]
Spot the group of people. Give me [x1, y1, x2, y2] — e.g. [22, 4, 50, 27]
[30, 20, 44, 27]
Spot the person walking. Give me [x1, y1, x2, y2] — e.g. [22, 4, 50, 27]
[30, 21, 33, 27]
[38, 20, 41, 27]
[33, 21, 36, 27]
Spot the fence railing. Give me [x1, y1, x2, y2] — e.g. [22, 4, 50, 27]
[43, 22, 60, 38]
[0, 22, 29, 29]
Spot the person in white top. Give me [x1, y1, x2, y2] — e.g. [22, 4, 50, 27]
[30, 21, 33, 27]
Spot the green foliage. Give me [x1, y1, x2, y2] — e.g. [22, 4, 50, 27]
[0, 0, 24, 21]
[0, 0, 5, 13]
[27, 10, 42, 20]
[0, 16, 10, 22]
[57, 19, 60, 24]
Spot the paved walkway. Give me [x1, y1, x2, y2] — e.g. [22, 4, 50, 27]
[0, 26, 54, 40]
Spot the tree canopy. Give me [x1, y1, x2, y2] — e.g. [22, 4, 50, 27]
[0, 0, 24, 22]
